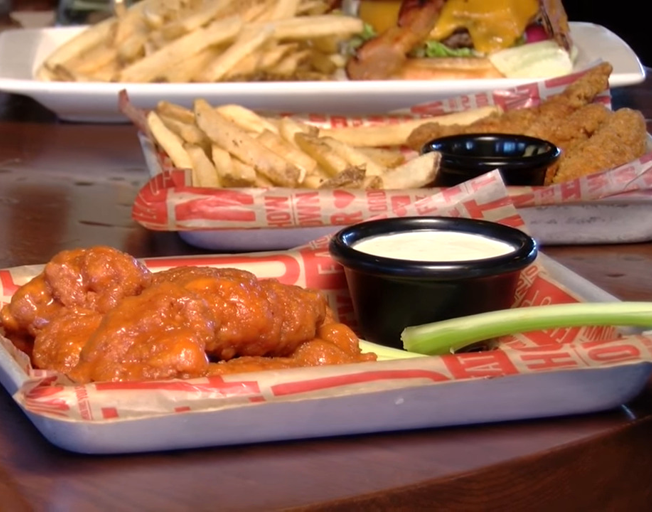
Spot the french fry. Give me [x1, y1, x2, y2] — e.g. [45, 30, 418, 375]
[222, 52, 261, 80]
[215, 104, 279, 134]
[160, 0, 232, 39]
[117, 31, 149, 63]
[159, 113, 209, 147]
[146, 111, 193, 170]
[297, 0, 330, 15]
[294, 133, 351, 177]
[258, 42, 299, 70]
[318, 166, 366, 189]
[65, 43, 118, 75]
[198, 23, 274, 82]
[363, 175, 384, 189]
[302, 165, 330, 188]
[380, 152, 441, 189]
[119, 16, 244, 82]
[257, 129, 317, 180]
[38, 17, 116, 76]
[241, 0, 274, 22]
[92, 58, 122, 82]
[194, 99, 301, 187]
[113, 0, 152, 46]
[211, 145, 258, 187]
[226, 158, 259, 187]
[307, 49, 337, 75]
[318, 106, 501, 147]
[211, 144, 234, 179]
[113, 0, 128, 19]
[278, 116, 318, 148]
[185, 143, 221, 188]
[254, 172, 275, 187]
[50, 64, 94, 82]
[271, 0, 301, 20]
[355, 147, 406, 168]
[163, 46, 223, 83]
[268, 49, 311, 76]
[37, 0, 366, 83]
[262, 15, 364, 40]
[156, 101, 195, 124]
[320, 137, 385, 176]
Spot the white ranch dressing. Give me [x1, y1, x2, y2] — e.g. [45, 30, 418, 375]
[353, 230, 515, 262]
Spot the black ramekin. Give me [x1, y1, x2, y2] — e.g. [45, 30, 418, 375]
[422, 133, 561, 187]
[329, 216, 538, 350]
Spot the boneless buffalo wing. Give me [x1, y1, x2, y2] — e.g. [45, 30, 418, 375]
[0, 247, 375, 383]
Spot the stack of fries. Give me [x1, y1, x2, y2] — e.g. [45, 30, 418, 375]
[147, 99, 498, 189]
[37, 0, 362, 83]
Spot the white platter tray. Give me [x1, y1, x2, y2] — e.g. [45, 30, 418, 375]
[0, 22, 645, 123]
[175, 194, 652, 251]
[0, 254, 650, 454]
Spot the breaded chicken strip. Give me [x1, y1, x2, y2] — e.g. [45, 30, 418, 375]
[406, 62, 613, 151]
[552, 108, 648, 184]
[527, 103, 613, 184]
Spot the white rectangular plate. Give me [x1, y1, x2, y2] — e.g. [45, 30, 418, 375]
[0, 254, 650, 454]
[0, 22, 645, 123]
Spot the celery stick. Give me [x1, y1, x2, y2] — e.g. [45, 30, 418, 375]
[402, 302, 652, 356]
[359, 340, 426, 361]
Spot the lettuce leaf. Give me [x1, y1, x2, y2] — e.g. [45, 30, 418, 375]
[343, 23, 377, 55]
[412, 41, 478, 59]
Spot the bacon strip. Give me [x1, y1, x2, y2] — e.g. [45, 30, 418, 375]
[346, 0, 445, 80]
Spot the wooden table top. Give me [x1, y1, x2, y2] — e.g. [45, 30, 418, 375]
[0, 68, 651, 511]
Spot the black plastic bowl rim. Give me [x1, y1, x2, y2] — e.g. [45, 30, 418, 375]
[421, 133, 561, 171]
[329, 217, 538, 280]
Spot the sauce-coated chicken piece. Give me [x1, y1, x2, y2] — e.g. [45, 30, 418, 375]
[68, 281, 214, 384]
[32, 308, 103, 374]
[152, 266, 329, 360]
[207, 322, 376, 375]
[1, 246, 151, 340]
[1, 247, 376, 383]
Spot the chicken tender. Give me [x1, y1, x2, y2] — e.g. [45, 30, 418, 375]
[207, 322, 376, 375]
[32, 308, 103, 374]
[2, 247, 377, 383]
[153, 266, 329, 360]
[68, 281, 214, 384]
[406, 63, 614, 152]
[527, 103, 612, 152]
[1, 246, 151, 340]
[552, 108, 648, 184]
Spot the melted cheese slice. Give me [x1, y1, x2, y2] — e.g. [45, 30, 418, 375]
[430, 0, 539, 54]
[358, 0, 402, 34]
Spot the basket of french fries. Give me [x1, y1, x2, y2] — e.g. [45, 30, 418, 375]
[37, 0, 362, 84]
[122, 62, 652, 249]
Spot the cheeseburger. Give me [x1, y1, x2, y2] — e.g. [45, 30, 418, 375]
[340, 0, 574, 80]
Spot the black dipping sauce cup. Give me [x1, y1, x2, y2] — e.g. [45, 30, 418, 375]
[329, 217, 538, 350]
[422, 133, 561, 187]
